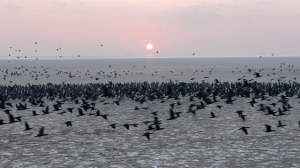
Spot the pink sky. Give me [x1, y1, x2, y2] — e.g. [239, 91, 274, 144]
[1, 0, 300, 58]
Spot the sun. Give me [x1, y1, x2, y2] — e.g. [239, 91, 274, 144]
[146, 44, 153, 50]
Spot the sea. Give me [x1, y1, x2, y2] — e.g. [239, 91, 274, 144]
[1, 56, 300, 167]
[0, 56, 299, 85]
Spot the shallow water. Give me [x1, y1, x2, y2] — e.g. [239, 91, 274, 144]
[1, 95, 300, 167]
[0, 57, 300, 167]
[0, 57, 299, 85]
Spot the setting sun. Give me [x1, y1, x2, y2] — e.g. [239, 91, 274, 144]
[146, 44, 153, 50]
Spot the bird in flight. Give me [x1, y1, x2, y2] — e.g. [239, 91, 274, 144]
[239, 127, 250, 135]
[142, 132, 153, 140]
[36, 127, 48, 137]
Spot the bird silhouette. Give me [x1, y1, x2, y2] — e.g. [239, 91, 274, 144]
[77, 108, 85, 117]
[277, 120, 286, 128]
[210, 112, 216, 118]
[236, 110, 244, 117]
[8, 113, 16, 123]
[15, 116, 22, 121]
[254, 72, 262, 78]
[65, 121, 73, 127]
[277, 108, 285, 116]
[42, 106, 50, 114]
[167, 108, 177, 120]
[109, 123, 117, 129]
[216, 105, 223, 109]
[249, 97, 257, 107]
[36, 127, 48, 137]
[240, 114, 247, 121]
[66, 108, 74, 113]
[239, 127, 250, 135]
[100, 114, 108, 120]
[265, 125, 275, 132]
[265, 106, 276, 116]
[24, 122, 32, 130]
[32, 111, 38, 116]
[123, 124, 130, 130]
[142, 132, 153, 140]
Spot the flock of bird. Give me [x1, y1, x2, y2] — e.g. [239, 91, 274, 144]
[6, 42, 105, 60]
[6, 41, 276, 60]
[1, 68, 300, 140]
[1, 44, 300, 141]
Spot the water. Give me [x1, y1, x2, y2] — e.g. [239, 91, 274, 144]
[1, 57, 300, 167]
[0, 57, 299, 85]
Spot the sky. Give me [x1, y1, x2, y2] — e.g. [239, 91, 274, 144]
[1, 0, 300, 58]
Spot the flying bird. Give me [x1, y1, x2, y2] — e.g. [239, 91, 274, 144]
[265, 125, 275, 132]
[36, 127, 48, 137]
[142, 132, 153, 140]
[65, 121, 73, 127]
[277, 120, 286, 128]
[24, 122, 32, 131]
[239, 127, 250, 135]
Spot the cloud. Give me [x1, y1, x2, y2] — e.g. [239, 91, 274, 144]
[155, 4, 226, 25]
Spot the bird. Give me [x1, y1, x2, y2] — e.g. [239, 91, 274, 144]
[265, 125, 275, 132]
[32, 111, 38, 116]
[8, 113, 16, 123]
[65, 121, 73, 127]
[236, 110, 244, 117]
[216, 105, 223, 109]
[100, 114, 108, 120]
[239, 114, 247, 121]
[66, 108, 74, 113]
[277, 108, 285, 116]
[239, 127, 250, 135]
[265, 106, 276, 116]
[277, 120, 286, 128]
[109, 123, 117, 129]
[169, 103, 175, 109]
[36, 127, 48, 137]
[254, 72, 262, 78]
[4, 109, 11, 114]
[53, 104, 60, 111]
[167, 108, 177, 120]
[152, 111, 158, 116]
[42, 106, 50, 114]
[24, 122, 32, 131]
[77, 108, 85, 117]
[123, 124, 130, 130]
[142, 132, 153, 140]
[154, 124, 164, 131]
[113, 100, 120, 106]
[96, 110, 101, 116]
[249, 97, 257, 107]
[15, 116, 22, 121]
[210, 112, 216, 118]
